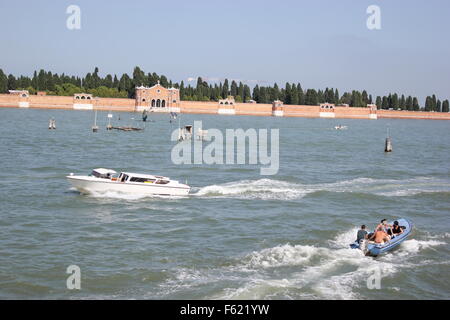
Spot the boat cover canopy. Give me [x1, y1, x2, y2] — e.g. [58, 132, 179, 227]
[93, 168, 117, 175]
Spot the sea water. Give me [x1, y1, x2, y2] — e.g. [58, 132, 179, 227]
[0, 108, 449, 299]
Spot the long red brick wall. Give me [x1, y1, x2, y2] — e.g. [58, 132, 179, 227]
[283, 105, 321, 117]
[377, 109, 450, 120]
[179, 101, 219, 114]
[93, 97, 135, 111]
[1, 94, 450, 120]
[29, 95, 73, 109]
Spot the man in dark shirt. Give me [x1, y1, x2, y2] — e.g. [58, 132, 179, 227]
[357, 225, 368, 243]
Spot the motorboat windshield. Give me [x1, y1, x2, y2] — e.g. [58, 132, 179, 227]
[91, 168, 117, 179]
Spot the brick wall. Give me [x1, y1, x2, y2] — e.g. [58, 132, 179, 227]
[1, 93, 450, 120]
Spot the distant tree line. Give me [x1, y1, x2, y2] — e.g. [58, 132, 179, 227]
[0, 67, 448, 112]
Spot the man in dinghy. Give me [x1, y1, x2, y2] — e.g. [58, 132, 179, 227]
[376, 219, 394, 237]
[356, 225, 368, 244]
[369, 227, 391, 244]
[392, 221, 404, 236]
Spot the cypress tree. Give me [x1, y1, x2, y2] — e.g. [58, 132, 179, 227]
[243, 85, 251, 102]
[382, 96, 389, 109]
[0, 69, 8, 93]
[425, 96, 432, 111]
[392, 93, 399, 110]
[413, 97, 420, 111]
[305, 89, 318, 105]
[376, 96, 382, 108]
[230, 80, 238, 97]
[271, 83, 280, 101]
[298, 84, 305, 104]
[334, 89, 339, 104]
[222, 79, 229, 98]
[406, 96, 413, 110]
[400, 95, 405, 110]
[238, 82, 244, 100]
[291, 84, 299, 105]
[284, 83, 292, 104]
[252, 85, 260, 102]
[362, 90, 369, 106]
[442, 100, 450, 113]
[436, 100, 441, 112]
[7, 74, 17, 90]
[432, 94, 437, 111]
[159, 75, 168, 88]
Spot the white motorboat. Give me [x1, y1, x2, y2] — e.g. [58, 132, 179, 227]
[67, 168, 190, 196]
[334, 125, 348, 130]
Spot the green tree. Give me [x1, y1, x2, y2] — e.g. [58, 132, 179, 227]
[132, 66, 146, 87]
[436, 100, 441, 112]
[305, 89, 318, 105]
[284, 83, 292, 104]
[442, 100, 449, 113]
[425, 96, 432, 111]
[0, 69, 7, 93]
[222, 79, 229, 98]
[413, 97, 420, 111]
[405, 96, 413, 110]
[382, 96, 389, 109]
[243, 85, 251, 102]
[375, 96, 382, 108]
[351, 91, 363, 107]
[230, 80, 238, 97]
[7, 74, 17, 90]
[400, 94, 406, 110]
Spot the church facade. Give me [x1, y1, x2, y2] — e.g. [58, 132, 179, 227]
[135, 82, 180, 112]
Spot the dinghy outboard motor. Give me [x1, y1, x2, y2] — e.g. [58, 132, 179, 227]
[359, 239, 369, 255]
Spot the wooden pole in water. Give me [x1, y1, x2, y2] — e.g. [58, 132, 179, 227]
[385, 127, 392, 152]
[107, 112, 113, 130]
[48, 118, 56, 129]
[92, 110, 98, 132]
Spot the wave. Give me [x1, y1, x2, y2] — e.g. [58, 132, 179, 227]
[193, 179, 312, 200]
[192, 176, 450, 200]
[159, 228, 447, 300]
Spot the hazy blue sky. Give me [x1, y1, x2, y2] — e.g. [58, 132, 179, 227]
[0, 0, 449, 102]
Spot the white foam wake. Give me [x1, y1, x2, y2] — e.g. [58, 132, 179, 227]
[193, 179, 313, 200]
[159, 228, 447, 300]
[193, 176, 450, 200]
[84, 189, 186, 201]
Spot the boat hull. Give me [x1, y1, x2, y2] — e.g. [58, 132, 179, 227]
[67, 176, 190, 196]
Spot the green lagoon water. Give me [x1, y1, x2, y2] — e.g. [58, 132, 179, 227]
[0, 108, 449, 299]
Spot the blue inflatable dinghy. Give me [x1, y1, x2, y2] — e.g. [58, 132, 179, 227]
[350, 218, 413, 256]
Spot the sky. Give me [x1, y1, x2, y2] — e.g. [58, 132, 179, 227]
[0, 0, 449, 103]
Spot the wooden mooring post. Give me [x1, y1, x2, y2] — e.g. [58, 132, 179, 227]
[385, 127, 392, 152]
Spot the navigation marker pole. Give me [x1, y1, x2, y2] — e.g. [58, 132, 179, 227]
[385, 126, 392, 152]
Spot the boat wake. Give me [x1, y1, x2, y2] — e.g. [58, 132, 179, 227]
[192, 177, 450, 200]
[157, 229, 448, 300]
